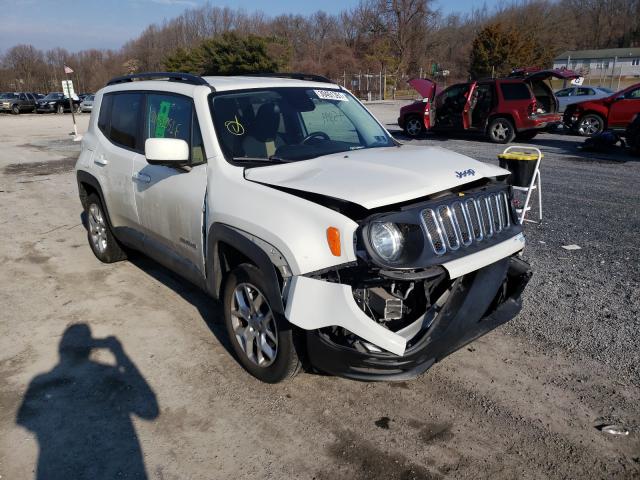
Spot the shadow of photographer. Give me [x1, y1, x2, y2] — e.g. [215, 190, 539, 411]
[16, 323, 159, 480]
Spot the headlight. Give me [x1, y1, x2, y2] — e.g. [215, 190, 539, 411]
[369, 222, 404, 262]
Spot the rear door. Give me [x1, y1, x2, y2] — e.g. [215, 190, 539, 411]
[462, 81, 477, 129]
[132, 92, 208, 279]
[94, 92, 142, 230]
[608, 86, 640, 128]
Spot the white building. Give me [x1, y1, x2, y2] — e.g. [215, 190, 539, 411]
[553, 48, 640, 78]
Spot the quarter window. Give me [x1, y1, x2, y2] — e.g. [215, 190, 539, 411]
[109, 93, 143, 150]
[500, 83, 531, 101]
[97, 94, 113, 137]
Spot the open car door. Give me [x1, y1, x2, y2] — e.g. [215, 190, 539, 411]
[408, 78, 438, 129]
[462, 81, 478, 129]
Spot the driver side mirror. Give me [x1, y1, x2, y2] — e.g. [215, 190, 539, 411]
[145, 138, 189, 166]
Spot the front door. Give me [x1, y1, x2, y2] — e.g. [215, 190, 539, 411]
[132, 92, 208, 279]
[608, 86, 640, 128]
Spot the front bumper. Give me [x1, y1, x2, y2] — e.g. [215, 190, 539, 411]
[305, 255, 531, 381]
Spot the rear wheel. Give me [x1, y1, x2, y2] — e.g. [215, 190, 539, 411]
[577, 113, 604, 136]
[404, 115, 424, 137]
[487, 117, 516, 144]
[56, 104, 64, 114]
[223, 264, 301, 383]
[85, 193, 127, 263]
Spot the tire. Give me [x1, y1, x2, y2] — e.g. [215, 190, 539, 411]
[56, 104, 64, 114]
[403, 115, 424, 137]
[85, 193, 127, 263]
[487, 117, 516, 144]
[223, 264, 301, 383]
[577, 113, 604, 136]
[75, 104, 82, 113]
[516, 131, 538, 141]
[11, 104, 19, 115]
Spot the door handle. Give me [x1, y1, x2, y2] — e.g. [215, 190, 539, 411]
[94, 154, 108, 166]
[132, 172, 151, 184]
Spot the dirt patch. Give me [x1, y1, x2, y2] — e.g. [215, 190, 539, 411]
[4, 157, 77, 176]
[375, 416, 391, 429]
[321, 429, 441, 480]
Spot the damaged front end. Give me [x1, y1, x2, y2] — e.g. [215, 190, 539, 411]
[285, 182, 532, 380]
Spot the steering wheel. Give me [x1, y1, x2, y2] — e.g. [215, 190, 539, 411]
[301, 131, 330, 145]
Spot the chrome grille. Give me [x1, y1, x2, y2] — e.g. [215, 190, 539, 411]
[420, 191, 512, 255]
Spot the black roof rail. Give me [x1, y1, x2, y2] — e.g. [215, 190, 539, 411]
[243, 72, 334, 83]
[106, 72, 208, 87]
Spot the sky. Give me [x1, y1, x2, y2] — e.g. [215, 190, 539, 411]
[0, 0, 483, 53]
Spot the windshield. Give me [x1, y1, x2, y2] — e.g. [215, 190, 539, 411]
[85, 95, 94, 101]
[211, 87, 394, 162]
[44, 93, 64, 101]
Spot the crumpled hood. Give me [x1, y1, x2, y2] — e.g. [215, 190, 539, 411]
[245, 145, 509, 209]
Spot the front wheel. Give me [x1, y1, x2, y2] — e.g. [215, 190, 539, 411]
[487, 117, 516, 144]
[56, 104, 64, 114]
[223, 264, 301, 383]
[577, 114, 604, 136]
[11, 105, 19, 115]
[404, 115, 424, 137]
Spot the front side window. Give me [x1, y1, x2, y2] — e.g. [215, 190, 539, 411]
[211, 87, 393, 163]
[624, 87, 640, 99]
[109, 93, 142, 150]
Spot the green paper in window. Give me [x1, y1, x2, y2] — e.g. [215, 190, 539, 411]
[154, 101, 172, 138]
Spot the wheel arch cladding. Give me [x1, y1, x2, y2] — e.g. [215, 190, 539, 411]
[206, 223, 285, 315]
[76, 171, 114, 228]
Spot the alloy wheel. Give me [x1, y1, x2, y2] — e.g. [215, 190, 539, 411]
[578, 116, 602, 136]
[88, 204, 108, 254]
[406, 118, 423, 136]
[492, 121, 510, 141]
[230, 283, 278, 367]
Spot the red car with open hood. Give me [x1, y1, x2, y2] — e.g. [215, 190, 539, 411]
[398, 69, 580, 143]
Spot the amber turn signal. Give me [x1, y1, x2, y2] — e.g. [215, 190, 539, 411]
[326, 227, 341, 256]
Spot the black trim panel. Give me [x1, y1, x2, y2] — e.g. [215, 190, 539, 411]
[206, 223, 285, 314]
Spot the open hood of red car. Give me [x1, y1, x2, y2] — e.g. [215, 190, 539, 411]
[408, 78, 437, 100]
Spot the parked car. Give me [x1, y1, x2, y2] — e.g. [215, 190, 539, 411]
[80, 94, 95, 113]
[0, 92, 37, 114]
[554, 86, 613, 112]
[398, 69, 579, 143]
[36, 92, 81, 114]
[626, 113, 640, 155]
[76, 72, 531, 383]
[563, 82, 640, 136]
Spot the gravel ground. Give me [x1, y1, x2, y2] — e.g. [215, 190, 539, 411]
[1, 111, 639, 479]
[368, 101, 640, 386]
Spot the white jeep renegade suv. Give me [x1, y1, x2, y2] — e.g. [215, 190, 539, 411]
[75, 72, 531, 383]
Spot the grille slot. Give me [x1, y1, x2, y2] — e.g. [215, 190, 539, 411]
[420, 191, 512, 255]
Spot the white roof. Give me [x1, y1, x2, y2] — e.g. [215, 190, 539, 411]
[202, 76, 340, 92]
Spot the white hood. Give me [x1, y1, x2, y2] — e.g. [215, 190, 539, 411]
[245, 145, 509, 209]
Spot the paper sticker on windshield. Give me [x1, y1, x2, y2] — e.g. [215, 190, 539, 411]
[314, 90, 348, 102]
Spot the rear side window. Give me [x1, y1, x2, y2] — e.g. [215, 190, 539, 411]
[500, 83, 531, 101]
[109, 93, 143, 150]
[98, 94, 113, 136]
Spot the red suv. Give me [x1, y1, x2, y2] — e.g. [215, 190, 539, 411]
[398, 69, 578, 143]
[563, 82, 640, 136]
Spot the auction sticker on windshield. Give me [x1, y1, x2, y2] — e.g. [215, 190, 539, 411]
[314, 90, 349, 101]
